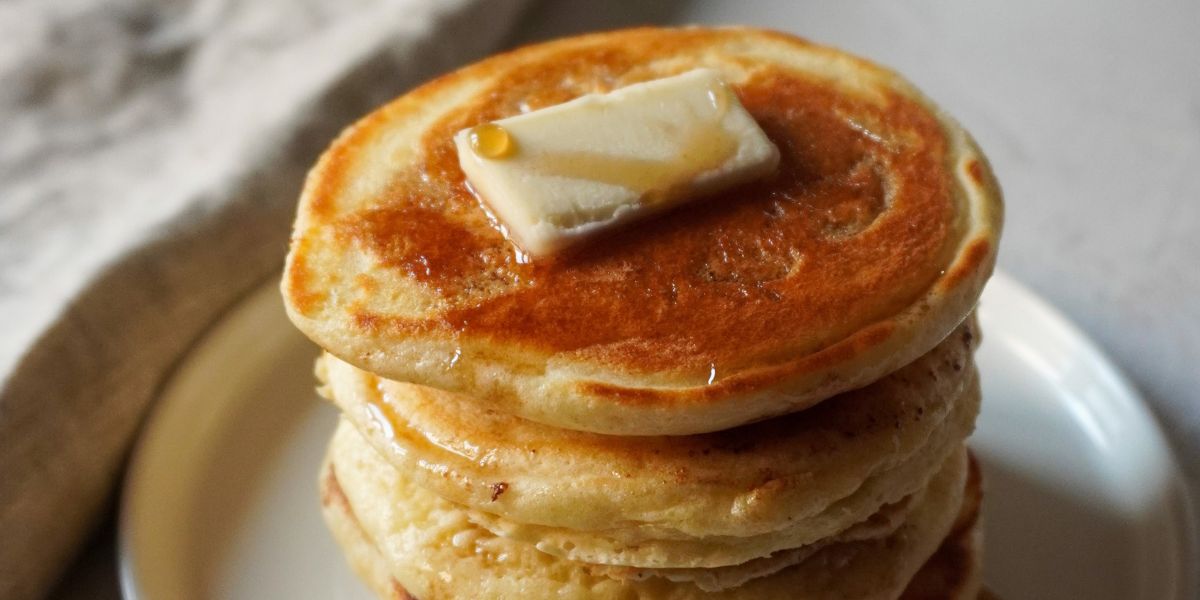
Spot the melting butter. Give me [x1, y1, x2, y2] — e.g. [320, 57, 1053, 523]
[454, 68, 779, 257]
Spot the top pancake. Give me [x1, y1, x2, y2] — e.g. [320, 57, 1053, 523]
[283, 26, 1002, 435]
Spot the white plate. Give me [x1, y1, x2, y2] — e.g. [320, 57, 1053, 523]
[119, 272, 1197, 599]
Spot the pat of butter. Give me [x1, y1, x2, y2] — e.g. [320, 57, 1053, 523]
[454, 68, 779, 257]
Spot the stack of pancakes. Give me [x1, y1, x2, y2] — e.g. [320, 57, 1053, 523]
[282, 27, 1003, 599]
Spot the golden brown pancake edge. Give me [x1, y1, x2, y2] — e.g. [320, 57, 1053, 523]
[283, 26, 1003, 435]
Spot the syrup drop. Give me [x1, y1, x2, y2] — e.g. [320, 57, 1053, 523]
[469, 122, 516, 159]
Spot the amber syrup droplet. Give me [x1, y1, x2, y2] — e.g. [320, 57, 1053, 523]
[469, 122, 516, 159]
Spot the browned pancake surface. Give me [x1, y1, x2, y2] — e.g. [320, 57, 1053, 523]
[285, 27, 1001, 434]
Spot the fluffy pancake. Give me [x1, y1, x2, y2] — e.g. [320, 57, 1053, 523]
[465, 401, 970, 569]
[320, 454, 986, 599]
[589, 494, 917, 591]
[899, 454, 984, 600]
[322, 421, 970, 599]
[283, 26, 1003, 436]
[319, 320, 980, 567]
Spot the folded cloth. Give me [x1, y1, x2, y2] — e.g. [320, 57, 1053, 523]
[0, 0, 529, 597]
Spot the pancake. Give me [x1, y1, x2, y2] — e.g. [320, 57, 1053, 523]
[320, 454, 985, 599]
[321, 421, 971, 599]
[466, 397, 971, 569]
[899, 453, 984, 600]
[590, 494, 918, 591]
[318, 320, 980, 567]
[283, 26, 1003, 436]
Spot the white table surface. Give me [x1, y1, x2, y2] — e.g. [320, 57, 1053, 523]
[52, 0, 1200, 596]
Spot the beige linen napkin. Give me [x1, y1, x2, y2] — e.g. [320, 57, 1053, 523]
[0, 0, 529, 598]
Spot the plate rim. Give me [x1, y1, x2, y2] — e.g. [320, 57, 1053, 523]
[977, 272, 1198, 598]
[117, 275, 292, 600]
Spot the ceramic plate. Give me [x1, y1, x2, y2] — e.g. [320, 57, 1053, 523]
[119, 272, 1197, 599]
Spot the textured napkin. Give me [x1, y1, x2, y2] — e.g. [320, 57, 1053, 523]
[0, 0, 529, 597]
